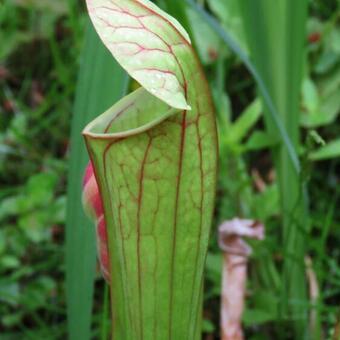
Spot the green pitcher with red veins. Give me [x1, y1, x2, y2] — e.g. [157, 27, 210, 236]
[82, 0, 218, 339]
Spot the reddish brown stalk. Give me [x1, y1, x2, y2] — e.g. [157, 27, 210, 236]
[218, 218, 264, 340]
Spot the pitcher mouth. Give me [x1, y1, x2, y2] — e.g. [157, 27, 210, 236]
[82, 87, 182, 140]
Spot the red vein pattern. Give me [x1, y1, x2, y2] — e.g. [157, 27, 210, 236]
[83, 0, 218, 339]
[86, 0, 190, 110]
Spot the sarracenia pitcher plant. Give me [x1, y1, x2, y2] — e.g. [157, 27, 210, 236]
[82, 0, 218, 338]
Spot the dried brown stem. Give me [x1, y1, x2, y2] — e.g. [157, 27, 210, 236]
[219, 218, 264, 340]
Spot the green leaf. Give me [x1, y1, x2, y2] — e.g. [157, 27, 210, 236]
[243, 308, 275, 326]
[18, 210, 51, 243]
[310, 139, 340, 161]
[0, 281, 20, 306]
[244, 131, 280, 152]
[84, 1, 218, 338]
[202, 319, 215, 333]
[0, 197, 21, 221]
[25, 172, 58, 206]
[66, 22, 128, 340]
[301, 90, 340, 128]
[227, 99, 262, 145]
[87, 0, 191, 110]
[1, 256, 20, 269]
[300, 67, 340, 128]
[302, 78, 319, 113]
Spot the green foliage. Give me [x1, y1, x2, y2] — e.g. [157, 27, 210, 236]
[0, 171, 65, 334]
[0, 1, 75, 337]
[310, 138, 340, 160]
[238, 1, 310, 336]
[0, 0, 339, 339]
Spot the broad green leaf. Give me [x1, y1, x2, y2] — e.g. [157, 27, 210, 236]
[310, 139, 340, 161]
[302, 78, 320, 113]
[300, 72, 340, 128]
[301, 89, 340, 128]
[84, 1, 218, 339]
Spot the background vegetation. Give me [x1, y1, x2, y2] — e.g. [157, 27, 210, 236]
[0, 0, 339, 339]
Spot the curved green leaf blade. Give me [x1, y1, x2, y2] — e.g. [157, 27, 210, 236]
[83, 1, 218, 339]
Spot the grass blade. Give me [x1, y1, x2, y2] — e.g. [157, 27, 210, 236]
[66, 22, 128, 340]
[238, 1, 309, 337]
